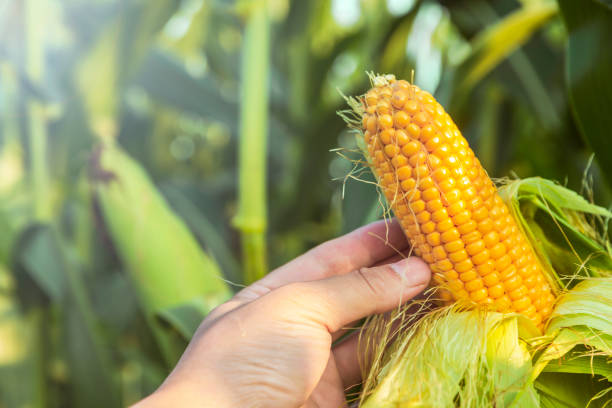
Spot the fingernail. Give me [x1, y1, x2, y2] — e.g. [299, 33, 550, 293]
[390, 257, 431, 286]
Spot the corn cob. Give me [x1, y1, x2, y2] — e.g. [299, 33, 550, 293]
[357, 74, 556, 328]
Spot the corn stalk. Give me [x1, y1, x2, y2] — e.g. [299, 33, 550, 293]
[235, 0, 270, 284]
[25, 0, 51, 220]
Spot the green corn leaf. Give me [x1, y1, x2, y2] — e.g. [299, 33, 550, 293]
[135, 50, 238, 129]
[93, 144, 231, 363]
[156, 297, 210, 340]
[160, 179, 241, 285]
[454, 3, 557, 102]
[557, 0, 612, 190]
[13, 224, 66, 303]
[12, 225, 120, 407]
[94, 144, 231, 312]
[77, 0, 180, 140]
[76, 18, 121, 140]
[0, 266, 44, 408]
[597, 0, 612, 9]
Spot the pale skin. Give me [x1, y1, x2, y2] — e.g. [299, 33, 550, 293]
[134, 219, 431, 408]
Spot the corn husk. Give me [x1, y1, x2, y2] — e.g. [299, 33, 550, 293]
[360, 309, 540, 407]
[358, 177, 612, 407]
[498, 177, 612, 288]
[92, 144, 231, 364]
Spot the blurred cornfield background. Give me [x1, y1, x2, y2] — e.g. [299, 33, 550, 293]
[1, 0, 611, 406]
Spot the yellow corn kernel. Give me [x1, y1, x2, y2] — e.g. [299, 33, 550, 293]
[470, 287, 488, 302]
[358, 74, 556, 328]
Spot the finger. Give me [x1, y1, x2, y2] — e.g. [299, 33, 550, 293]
[199, 299, 245, 329]
[236, 219, 409, 303]
[331, 321, 360, 343]
[293, 256, 431, 333]
[332, 332, 362, 388]
[272, 218, 408, 280]
[207, 243, 416, 331]
[303, 356, 348, 408]
[330, 249, 415, 342]
[333, 314, 405, 389]
[332, 317, 405, 389]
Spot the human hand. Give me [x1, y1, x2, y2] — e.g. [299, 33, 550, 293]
[134, 220, 431, 408]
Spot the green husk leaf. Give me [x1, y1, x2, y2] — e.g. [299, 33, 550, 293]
[536, 372, 610, 408]
[486, 316, 540, 407]
[547, 278, 612, 336]
[498, 177, 612, 289]
[532, 278, 612, 388]
[360, 308, 539, 407]
[543, 350, 612, 381]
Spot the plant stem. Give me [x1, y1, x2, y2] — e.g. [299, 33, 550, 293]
[30, 309, 47, 408]
[0, 64, 19, 145]
[25, 0, 51, 221]
[235, 1, 270, 284]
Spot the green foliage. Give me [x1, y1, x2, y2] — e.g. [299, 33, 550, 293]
[452, 2, 558, 107]
[94, 145, 231, 313]
[13, 225, 120, 407]
[94, 144, 231, 364]
[557, 0, 612, 190]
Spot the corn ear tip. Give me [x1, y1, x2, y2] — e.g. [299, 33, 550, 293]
[366, 71, 396, 87]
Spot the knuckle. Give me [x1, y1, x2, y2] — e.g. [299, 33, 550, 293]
[208, 299, 240, 319]
[355, 267, 388, 298]
[278, 281, 306, 295]
[234, 283, 273, 303]
[261, 282, 323, 320]
[271, 282, 315, 304]
[312, 242, 353, 272]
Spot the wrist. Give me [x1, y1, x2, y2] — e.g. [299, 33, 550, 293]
[132, 374, 235, 408]
[132, 385, 205, 408]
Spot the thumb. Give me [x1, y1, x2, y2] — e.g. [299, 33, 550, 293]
[293, 257, 431, 333]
